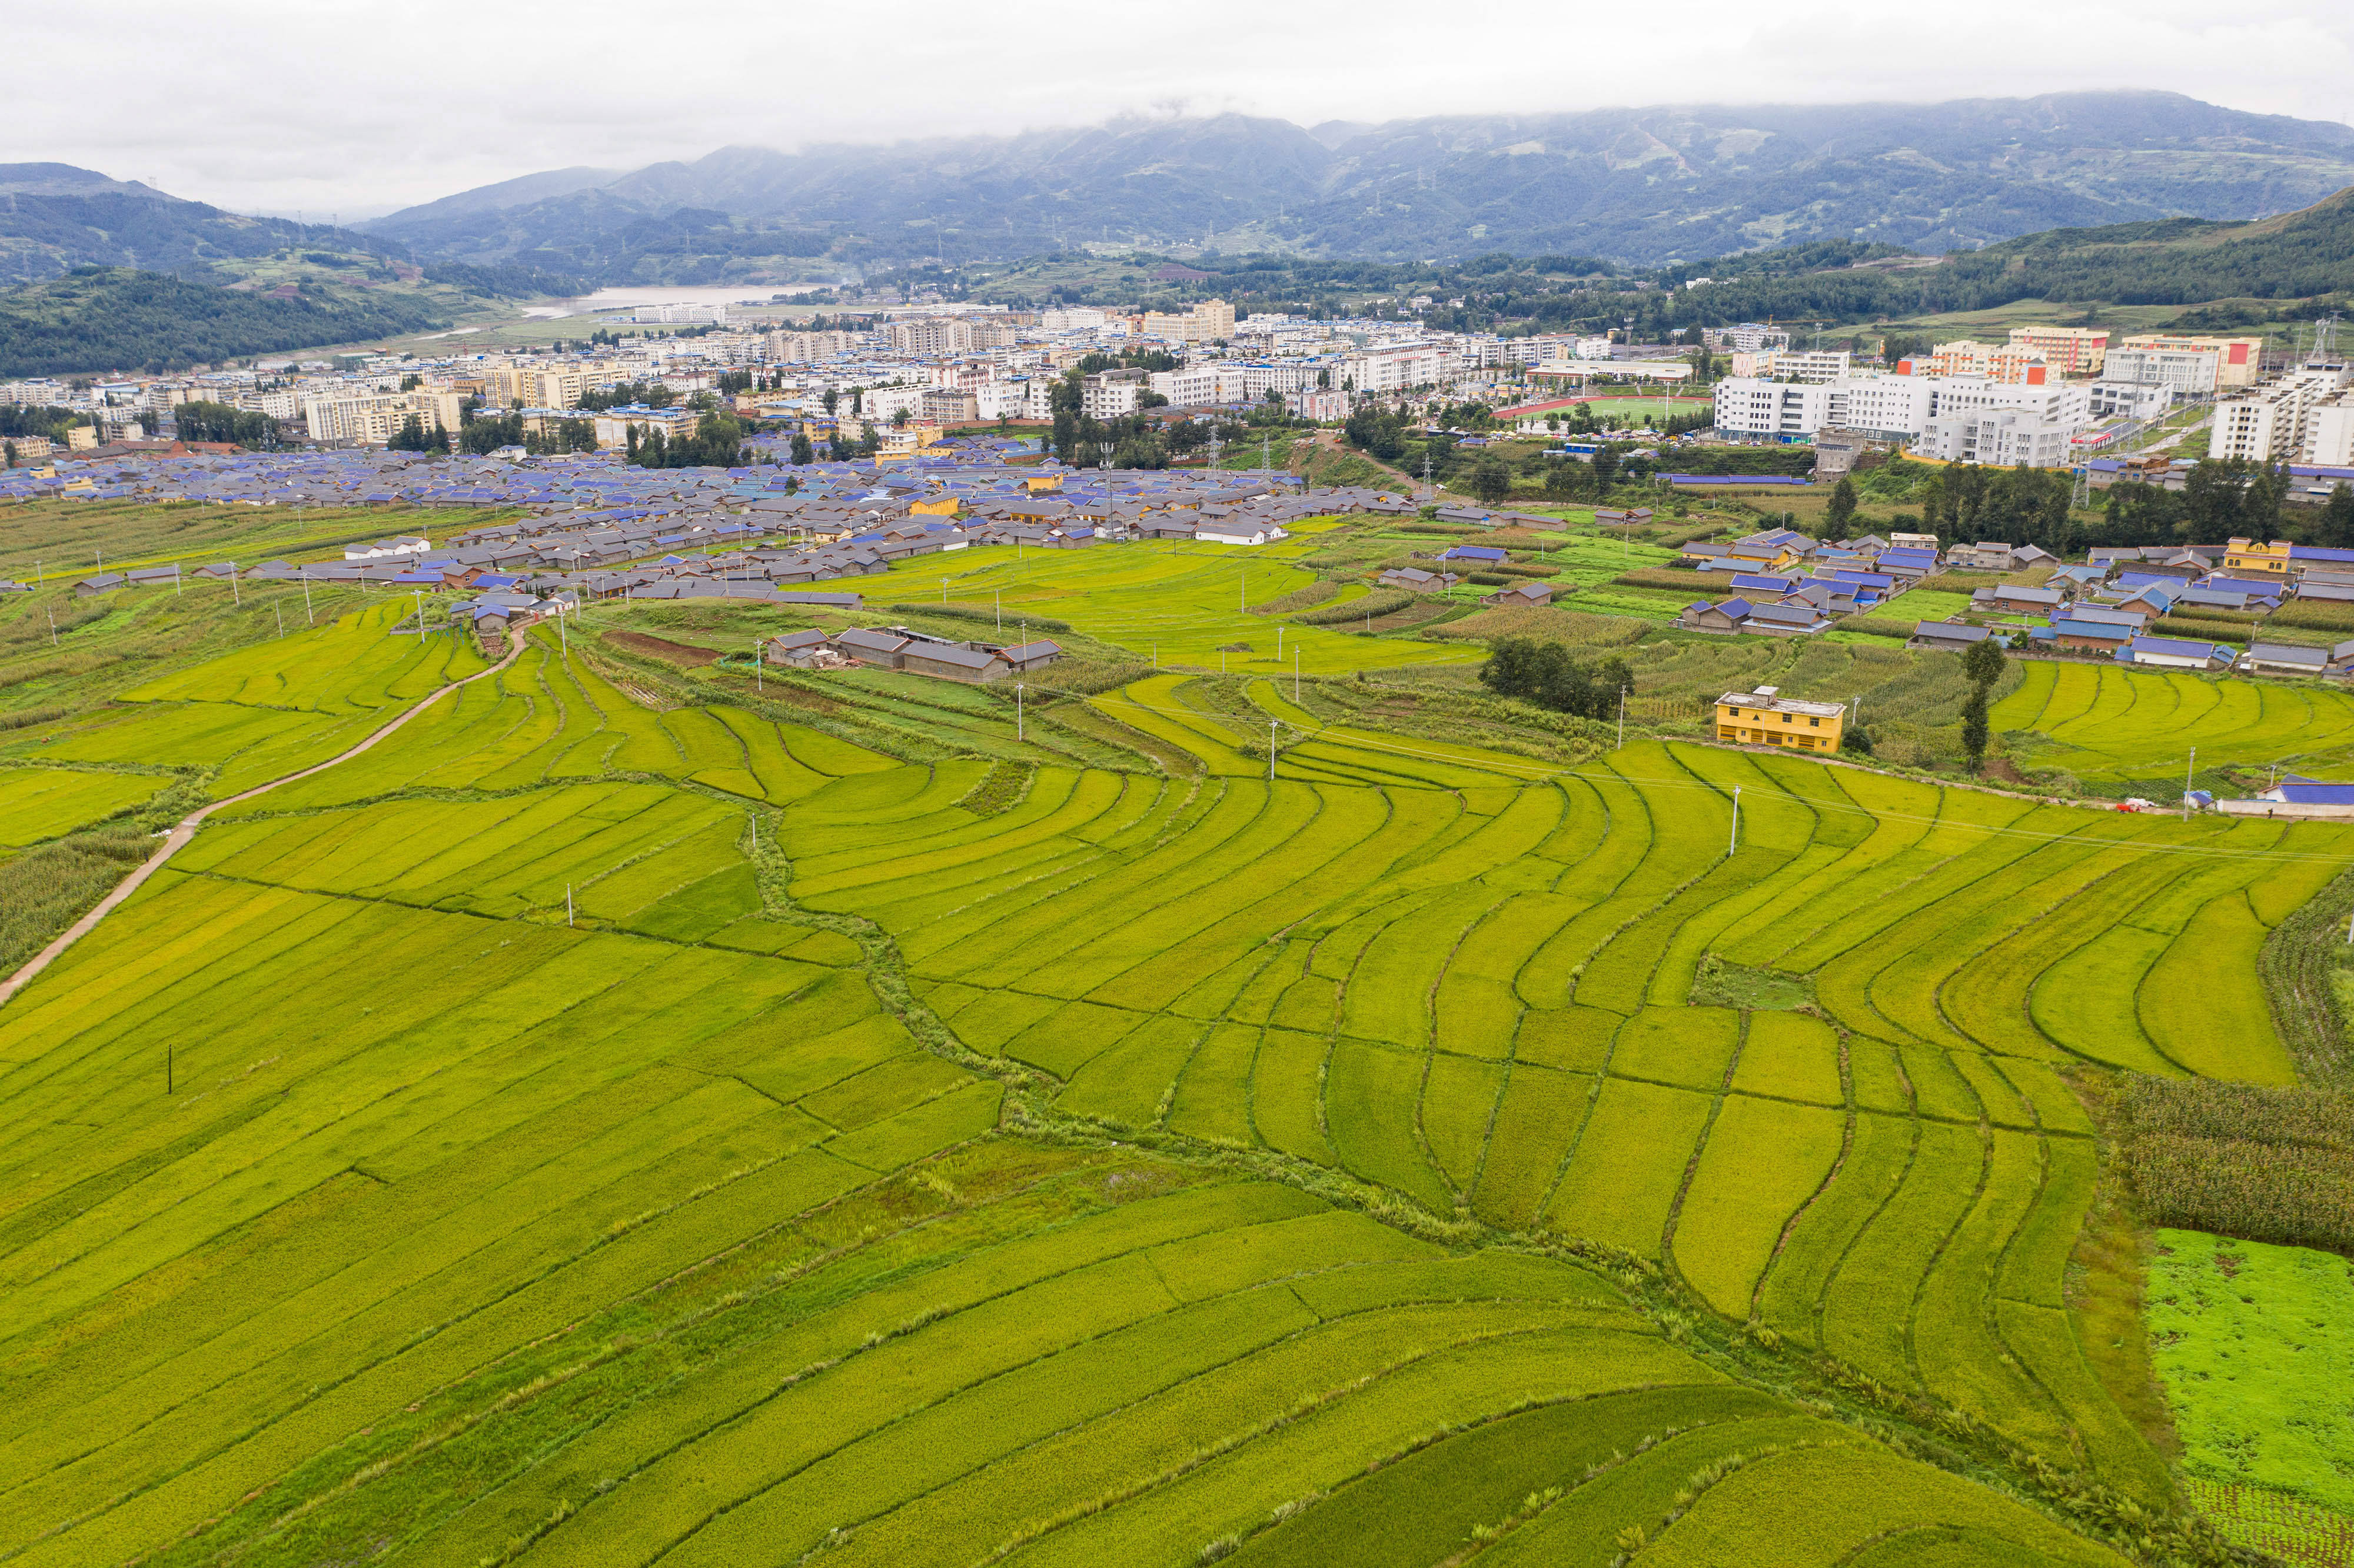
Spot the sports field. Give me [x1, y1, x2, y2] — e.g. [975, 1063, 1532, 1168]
[0, 564, 2343, 1563]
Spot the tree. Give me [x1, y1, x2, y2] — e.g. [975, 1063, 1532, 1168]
[2320, 482, 2354, 549]
[1589, 442, 1621, 495]
[1825, 474, 1858, 535]
[1960, 634, 2007, 690]
[821, 388, 838, 415]
[790, 430, 814, 465]
[1957, 633, 2004, 773]
[1960, 684, 1990, 773]
[1468, 455, 1512, 506]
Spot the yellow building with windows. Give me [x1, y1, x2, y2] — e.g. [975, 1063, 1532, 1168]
[2222, 538, 2294, 577]
[1715, 687, 1845, 751]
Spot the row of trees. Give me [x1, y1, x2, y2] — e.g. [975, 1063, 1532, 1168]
[626, 412, 749, 469]
[172, 400, 284, 448]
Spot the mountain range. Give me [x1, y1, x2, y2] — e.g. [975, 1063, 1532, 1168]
[350, 91, 2354, 279]
[0, 164, 400, 287]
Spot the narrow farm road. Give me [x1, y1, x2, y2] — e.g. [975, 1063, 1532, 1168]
[0, 627, 527, 1008]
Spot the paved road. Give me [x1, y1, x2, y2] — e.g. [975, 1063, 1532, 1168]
[0, 630, 526, 1010]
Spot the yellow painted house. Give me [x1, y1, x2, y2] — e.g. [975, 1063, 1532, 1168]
[2222, 538, 2293, 577]
[1714, 686, 1844, 751]
[910, 495, 961, 517]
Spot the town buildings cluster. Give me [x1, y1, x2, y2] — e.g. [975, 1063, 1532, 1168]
[1705, 319, 2354, 476]
[1670, 520, 2354, 677]
[0, 294, 1695, 470]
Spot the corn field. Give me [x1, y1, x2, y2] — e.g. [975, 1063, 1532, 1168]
[2122, 1077, 2354, 1253]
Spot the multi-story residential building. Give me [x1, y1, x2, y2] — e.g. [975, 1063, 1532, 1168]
[920, 388, 980, 424]
[2303, 392, 2354, 468]
[480, 366, 586, 410]
[2006, 326, 2111, 376]
[1040, 307, 1108, 332]
[2098, 347, 2221, 401]
[1913, 408, 2079, 467]
[2209, 366, 2353, 463]
[767, 329, 859, 363]
[1914, 341, 2050, 384]
[300, 389, 464, 442]
[1084, 368, 1150, 417]
[1339, 341, 1447, 394]
[1728, 348, 1851, 382]
[1711, 324, 1791, 354]
[887, 318, 977, 355]
[1139, 299, 1237, 345]
[1711, 379, 1833, 441]
[1713, 373, 2088, 462]
[2120, 333, 2266, 388]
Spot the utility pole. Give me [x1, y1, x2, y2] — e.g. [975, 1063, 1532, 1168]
[275, 602, 284, 639]
[231, 564, 240, 606]
[995, 587, 1002, 631]
[1016, 681, 1025, 741]
[1268, 718, 1278, 783]
[2183, 747, 2197, 820]
[567, 884, 574, 927]
[755, 637, 763, 692]
[1294, 645, 1301, 703]
[1728, 785, 1741, 857]
[413, 588, 423, 637]
[301, 567, 312, 625]
[1618, 685, 1628, 750]
[45, 605, 56, 647]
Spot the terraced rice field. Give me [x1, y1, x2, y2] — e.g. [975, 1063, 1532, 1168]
[0, 597, 2342, 1565]
[0, 765, 168, 844]
[882, 537, 1486, 674]
[1991, 660, 2354, 783]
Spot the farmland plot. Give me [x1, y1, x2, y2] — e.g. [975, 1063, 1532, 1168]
[0, 601, 2330, 1565]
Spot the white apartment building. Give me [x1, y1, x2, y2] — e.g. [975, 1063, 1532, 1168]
[975, 380, 1033, 421]
[2300, 394, 2354, 468]
[234, 389, 301, 421]
[1040, 307, 1109, 331]
[1713, 324, 1791, 354]
[1340, 341, 1447, 394]
[2209, 366, 2353, 463]
[2099, 347, 2220, 401]
[1913, 410, 2079, 467]
[1713, 372, 2088, 462]
[1729, 348, 1851, 382]
[1712, 379, 1833, 440]
[1083, 369, 1148, 418]
[2087, 380, 2174, 421]
[860, 384, 927, 423]
[2122, 333, 2265, 388]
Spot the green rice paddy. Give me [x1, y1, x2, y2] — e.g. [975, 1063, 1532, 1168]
[0, 543, 2348, 1566]
[1992, 660, 2354, 785]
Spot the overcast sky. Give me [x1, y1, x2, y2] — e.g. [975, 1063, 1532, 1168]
[19, 0, 2354, 217]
